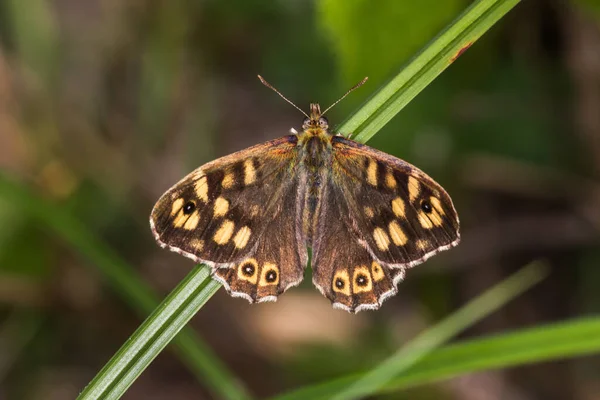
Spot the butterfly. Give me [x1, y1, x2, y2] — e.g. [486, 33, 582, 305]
[150, 76, 460, 313]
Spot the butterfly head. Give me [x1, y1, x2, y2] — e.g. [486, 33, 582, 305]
[302, 104, 329, 131]
[257, 75, 368, 135]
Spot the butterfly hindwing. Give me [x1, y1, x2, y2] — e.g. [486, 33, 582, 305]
[311, 177, 406, 312]
[213, 177, 308, 302]
[330, 136, 460, 267]
[150, 136, 301, 265]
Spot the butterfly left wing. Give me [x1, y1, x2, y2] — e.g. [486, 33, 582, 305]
[212, 174, 309, 302]
[151, 136, 300, 264]
[311, 136, 460, 312]
[150, 135, 309, 302]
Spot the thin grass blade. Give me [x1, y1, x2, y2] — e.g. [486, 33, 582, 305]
[341, 0, 521, 144]
[272, 262, 548, 400]
[272, 316, 600, 400]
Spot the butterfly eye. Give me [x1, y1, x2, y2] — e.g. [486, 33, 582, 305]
[183, 201, 196, 214]
[318, 117, 328, 128]
[421, 200, 432, 213]
[302, 117, 311, 127]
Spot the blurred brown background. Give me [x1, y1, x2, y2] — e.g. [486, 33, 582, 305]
[1, 0, 600, 399]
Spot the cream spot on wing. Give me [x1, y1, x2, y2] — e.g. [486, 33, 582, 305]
[408, 176, 420, 202]
[244, 159, 256, 185]
[417, 239, 429, 251]
[190, 239, 204, 251]
[171, 198, 184, 216]
[367, 159, 378, 186]
[233, 226, 251, 249]
[429, 210, 444, 226]
[388, 220, 408, 245]
[352, 266, 373, 293]
[213, 220, 235, 244]
[391, 197, 405, 218]
[373, 228, 390, 251]
[430, 196, 445, 216]
[213, 197, 229, 217]
[259, 262, 279, 286]
[195, 174, 209, 202]
[418, 212, 434, 229]
[364, 206, 375, 218]
[173, 211, 188, 228]
[371, 261, 385, 282]
[418, 199, 444, 229]
[385, 171, 397, 189]
[183, 211, 200, 230]
[332, 269, 351, 296]
[222, 171, 235, 189]
[238, 258, 258, 284]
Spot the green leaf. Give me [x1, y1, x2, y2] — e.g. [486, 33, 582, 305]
[326, 262, 547, 400]
[319, 0, 463, 86]
[337, 0, 521, 144]
[78, 266, 234, 400]
[273, 315, 600, 399]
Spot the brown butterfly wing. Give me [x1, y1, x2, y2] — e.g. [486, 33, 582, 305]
[212, 175, 308, 303]
[330, 137, 460, 267]
[311, 176, 405, 312]
[311, 137, 459, 312]
[150, 135, 302, 266]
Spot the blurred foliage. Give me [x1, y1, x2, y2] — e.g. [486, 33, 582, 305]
[0, 0, 599, 399]
[319, 0, 463, 86]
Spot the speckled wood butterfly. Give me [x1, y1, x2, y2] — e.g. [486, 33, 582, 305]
[150, 76, 460, 313]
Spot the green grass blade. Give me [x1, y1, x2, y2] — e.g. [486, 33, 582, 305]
[273, 262, 549, 400]
[380, 316, 600, 392]
[341, 0, 521, 144]
[79, 266, 229, 400]
[332, 262, 547, 400]
[272, 316, 600, 400]
[0, 174, 250, 400]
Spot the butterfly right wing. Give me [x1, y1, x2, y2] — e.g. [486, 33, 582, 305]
[311, 137, 459, 312]
[311, 176, 406, 312]
[329, 136, 460, 266]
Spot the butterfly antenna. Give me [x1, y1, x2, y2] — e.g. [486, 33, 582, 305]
[257, 75, 309, 118]
[321, 77, 368, 116]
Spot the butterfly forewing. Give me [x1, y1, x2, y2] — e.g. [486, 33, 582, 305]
[330, 137, 460, 267]
[150, 136, 302, 266]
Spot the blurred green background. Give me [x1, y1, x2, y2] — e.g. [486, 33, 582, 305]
[1, 0, 600, 399]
